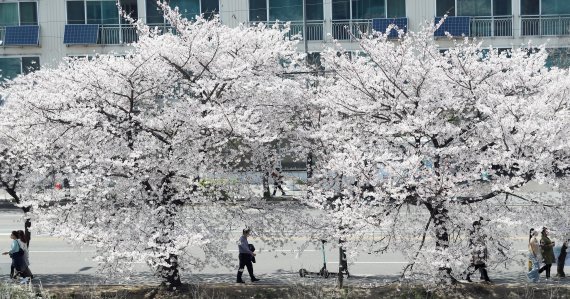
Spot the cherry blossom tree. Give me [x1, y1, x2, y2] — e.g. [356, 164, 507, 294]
[1, 6, 309, 287]
[307, 24, 570, 283]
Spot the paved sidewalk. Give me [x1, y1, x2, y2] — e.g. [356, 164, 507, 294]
[3, 271, 570, 288]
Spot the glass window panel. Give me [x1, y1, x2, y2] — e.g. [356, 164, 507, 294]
[306, 0, 323, 20]
[101, 1, 120, 24]
[457, 0, 491, 16]
[170, 0, 200, 20]
[201, 0, 219, 19]
[352, 0, 385, 19]
[20, 2, 38, 25]
[21, 57, 40, 74]
[86, 1, 102, 23]
[67, 1, 85, 24]
[121, 0, 138, 20]
[521, 0, 539, 14]
[387, 0, 405, 17]
[493, 0, 511, 15]
[249, 0, 267, 21]
[437, 0, 456, 16]
[0, 3, 19, 26]
[146, 0, 164, 24]
[269, 0, 303, 21]
[0, 58, 21, 81]
[542, 0, 570, 14]
[332, 0, 350, 19]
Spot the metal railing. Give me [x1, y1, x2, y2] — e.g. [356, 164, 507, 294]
[331, 19, 373, 40]
[249, 21, 324, 41]
[98, 24, 138, 45]
[0, 27, 5, 45]
[521, 15, 570, 36]
[146, 23, 175, 35]
[470, 15, 513, 37]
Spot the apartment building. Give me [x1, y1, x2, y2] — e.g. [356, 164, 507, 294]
[1, 0, 570, 80]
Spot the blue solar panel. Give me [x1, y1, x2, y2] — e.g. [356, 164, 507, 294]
[3, 26, 40, 46]
[434, 17, 470, 37]
[63, 24, 99, 44]
[372, 18, 408, 38]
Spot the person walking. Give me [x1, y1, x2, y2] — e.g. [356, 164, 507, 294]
[271, 168, 285, 196]
[527, 229, 541, 282]
[539, 227, 556, 280]
[528, 228, 535, 272]
[556, 240, 568, 278]
[465, 221, 491, 283]
[236, 228, 260, 283]
[16, 230, 33, 281]
[2, 231, 28, 284]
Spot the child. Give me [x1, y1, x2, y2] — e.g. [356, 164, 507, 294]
[557, 240, 568, 278]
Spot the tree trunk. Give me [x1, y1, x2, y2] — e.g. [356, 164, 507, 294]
[148, 173, 184, 289]
[427, 203, 456, 282]
[4, 187, 32, 247]
[307, 152, 313, 179]
[158, 253, 182, 289]
[337, 239, 347, 288]
[262, 171, 271, 198]
[22, 206, 32, 247]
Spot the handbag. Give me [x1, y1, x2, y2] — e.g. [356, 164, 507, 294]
[248, 244, 256, 263]
[9, 245, 24, 258]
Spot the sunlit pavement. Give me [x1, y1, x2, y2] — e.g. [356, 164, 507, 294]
[2, 208, 570, 287]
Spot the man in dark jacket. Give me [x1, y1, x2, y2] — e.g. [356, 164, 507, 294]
[465, 221, 492, 283]
[236, 228, 260, 283]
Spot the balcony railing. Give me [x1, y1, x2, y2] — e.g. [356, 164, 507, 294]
[64, 24, 138, 45]
[332, 19, 373, 40]
[331, 18, 408, 40]
[146, 23, 175, 34]
[521, 15, 570, 36]
[435, 16, 513, 37]
[470, 16, 513, 37]
[249, 21, 324, 41]
[98, 25, 138, 44]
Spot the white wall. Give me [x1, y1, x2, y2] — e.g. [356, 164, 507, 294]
[2, 0, 570, 70]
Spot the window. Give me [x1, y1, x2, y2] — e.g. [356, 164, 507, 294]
[67, 0, 138, 25]
[546, 48, 570, 69]
[249, 0, 323, 22]
[249, 0, 266, 21]
[0, 56, 40, 81]
[436, 0, 512, 16]
[540, 0, 570, 14]
[269, 0, 302, 21]
[521, 0, 570, 15]
[332, 0, 405, 20]
[521, 0, 570, 35]
[0, 2, 38, 26]
[146, 0, 219, 24]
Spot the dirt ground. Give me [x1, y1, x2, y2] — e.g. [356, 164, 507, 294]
[39, 282, 570, 299]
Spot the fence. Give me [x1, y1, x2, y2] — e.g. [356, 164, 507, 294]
[249, 21, 324, 41]
[521, 15, 570, 36]
[99, 25, 138, 45]
[331, 19, 373, 40]
[470, 15, 513, 37]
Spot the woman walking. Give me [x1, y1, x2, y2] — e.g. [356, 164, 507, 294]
[17, 230, 33, 281]
[2, 231, 28, 283]
[527, 229, 540, 282]
[539, 227, 556, 280]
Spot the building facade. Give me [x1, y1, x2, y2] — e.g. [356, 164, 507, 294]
[1, 0, 570, 80]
